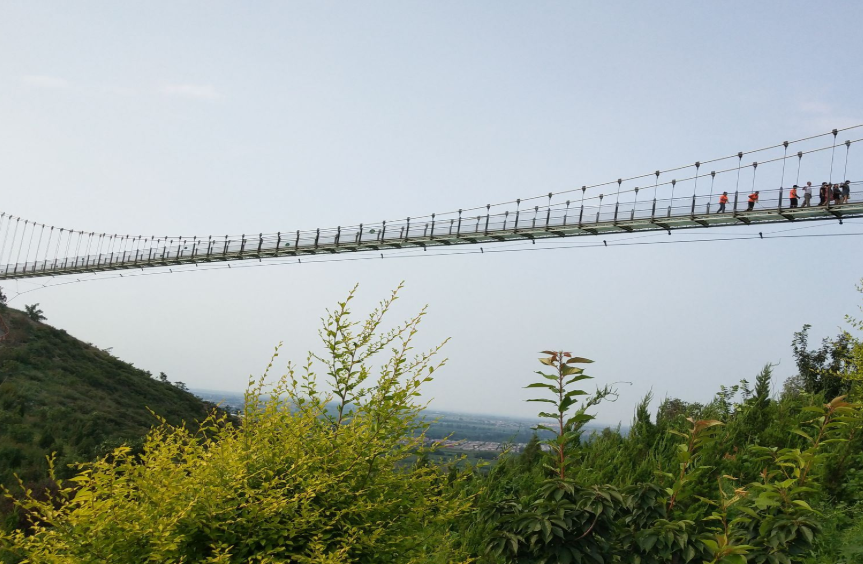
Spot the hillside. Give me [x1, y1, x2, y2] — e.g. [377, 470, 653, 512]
[0, 307, 218, 490]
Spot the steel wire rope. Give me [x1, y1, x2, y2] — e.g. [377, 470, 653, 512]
[35, 215, 863, 270]
[10, 169, 857, 280]
[82, 232, 93, 266]
[829, 129, 838, 184]
[449, 124, 863, 218]
[8, 169, 857, 278]
[0, 215, 9, 268]
[0, 233, 813, 299]
[352, 137, 863, 232]
[32, 225, 45, 273]
[6, 219, 20, 273]
[750, 162, 759, 208]
[1, 216, 15, 267]
[479, 125, 863, 212]
[795, 151, 803, 186]
[0, 154, 808, 253]
[707, 171, 716, 213]
[13, 221, 29, 270]
[398, 214, 863, 255]
[41, 227, 53, 272]
[779, 142, 788, 207]
[8, 228, 863, 303]
[271, 137, 857, 245]
[0, 214, 7, 266]
[52, 229, 63, 269]
[117, 235, 126, 264]
[24, 222, 36, 270]
[691, 163, 700, 213]
[42, 225, 54, 271]
[510, 137, 853, 215]
[95, 234, 104, 264]
[3, 128, 863, 253]
[106, 235, 115, 262]
[733, 152, 743, 208]
[73, 231, 84, 268]
[63, 228, 73, 267]
[11, 126, 859, 252]
[6, 221, 717, 278]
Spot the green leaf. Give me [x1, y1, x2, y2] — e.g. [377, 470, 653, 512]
[637, 535, 658, 552]
[525, 383, 561, 392]
[565, 357, 594, 364]
[564, 375, 593, 386]
[723, 554, 746, 564]
[702, 539, 718, 552]
[694, 496, 717, 506]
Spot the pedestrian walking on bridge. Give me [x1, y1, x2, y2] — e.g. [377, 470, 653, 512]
[717, 192, 729, 213]
[789, 185, 799, 208]
[746, 191, 759, 211]
[801, 182, 812, 207]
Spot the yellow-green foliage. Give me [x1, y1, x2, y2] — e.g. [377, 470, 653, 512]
[2, 286, 474, 564]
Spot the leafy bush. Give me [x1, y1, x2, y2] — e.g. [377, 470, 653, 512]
[2, 286, 474, 563]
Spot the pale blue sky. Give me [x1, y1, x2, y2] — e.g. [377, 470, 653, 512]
[1, 2, 862, 423]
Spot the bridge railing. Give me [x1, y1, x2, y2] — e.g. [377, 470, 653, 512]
[3, 126, 861, 279]
[4, 182, 859, 279]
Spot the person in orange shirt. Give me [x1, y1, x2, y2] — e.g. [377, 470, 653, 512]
[789, 185, 799, 208]
[717, 192, 729, 213]
[746, 191, 759, 211]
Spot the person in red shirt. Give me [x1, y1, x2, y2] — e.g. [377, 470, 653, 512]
[789, 185, 799, 208]
[717, 192, 729, 213]
[746, 191, 759, 211]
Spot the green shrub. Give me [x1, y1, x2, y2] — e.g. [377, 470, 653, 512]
[2, 286, 474, 564]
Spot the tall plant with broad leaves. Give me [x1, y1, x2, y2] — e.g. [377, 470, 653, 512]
[529, 351, 599, 481]
[483, 351, 622, 564]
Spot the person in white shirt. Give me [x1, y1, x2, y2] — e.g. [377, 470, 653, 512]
[801, 182, 813, 208]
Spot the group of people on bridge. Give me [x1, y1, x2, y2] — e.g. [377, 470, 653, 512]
[787, 181, 851, 208]
[715, 180, 851, 213]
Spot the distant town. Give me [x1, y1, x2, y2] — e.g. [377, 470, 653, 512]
[192, 390, 606, 453]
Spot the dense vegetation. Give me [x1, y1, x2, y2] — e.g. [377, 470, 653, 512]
[2, 283, 863, 563]
[0, 305, 221, 525]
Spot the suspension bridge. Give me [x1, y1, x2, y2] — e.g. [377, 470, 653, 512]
[1, 126, 861, 282]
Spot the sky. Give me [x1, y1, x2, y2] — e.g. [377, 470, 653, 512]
[1, 1, 862, 424]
